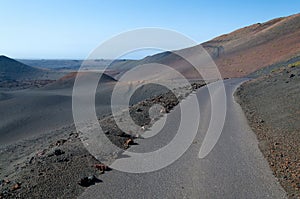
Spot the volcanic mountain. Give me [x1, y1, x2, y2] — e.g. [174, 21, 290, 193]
[0, 55, 43, 80]
[109, 13, 300, 80]
[0, 55, 63, 81]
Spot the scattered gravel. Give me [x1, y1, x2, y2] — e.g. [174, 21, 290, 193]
[235, 63, 300, 198]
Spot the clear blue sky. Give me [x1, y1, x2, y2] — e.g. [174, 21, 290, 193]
[1, 0, 299, 59]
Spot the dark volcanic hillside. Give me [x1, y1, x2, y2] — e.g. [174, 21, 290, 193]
[108, 13, 300, 80]
[0, 56, 67, 89]
[0, 55, 66, 81]
[0, 55, 44, 80]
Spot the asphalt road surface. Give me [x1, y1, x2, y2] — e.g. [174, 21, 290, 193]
[79, 78, 287, 199]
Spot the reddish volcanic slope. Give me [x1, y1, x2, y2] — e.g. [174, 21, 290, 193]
[44, 72, 116, 90]
[202, 13, 300, 78]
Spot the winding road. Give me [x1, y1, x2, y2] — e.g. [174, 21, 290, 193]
[79, 78, 287, 199]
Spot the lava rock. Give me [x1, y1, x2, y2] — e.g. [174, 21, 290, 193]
[136, 108, 143, 112]
[54, 149, 64, 156]
[78, 175, 101, 187]
[94, 163, 110, 173]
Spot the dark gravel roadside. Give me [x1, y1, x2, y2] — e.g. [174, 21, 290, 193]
[235, 63, 300, 198]
[0, 81, 205, 199]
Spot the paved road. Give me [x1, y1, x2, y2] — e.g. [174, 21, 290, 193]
[79, 78, 287, 199]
